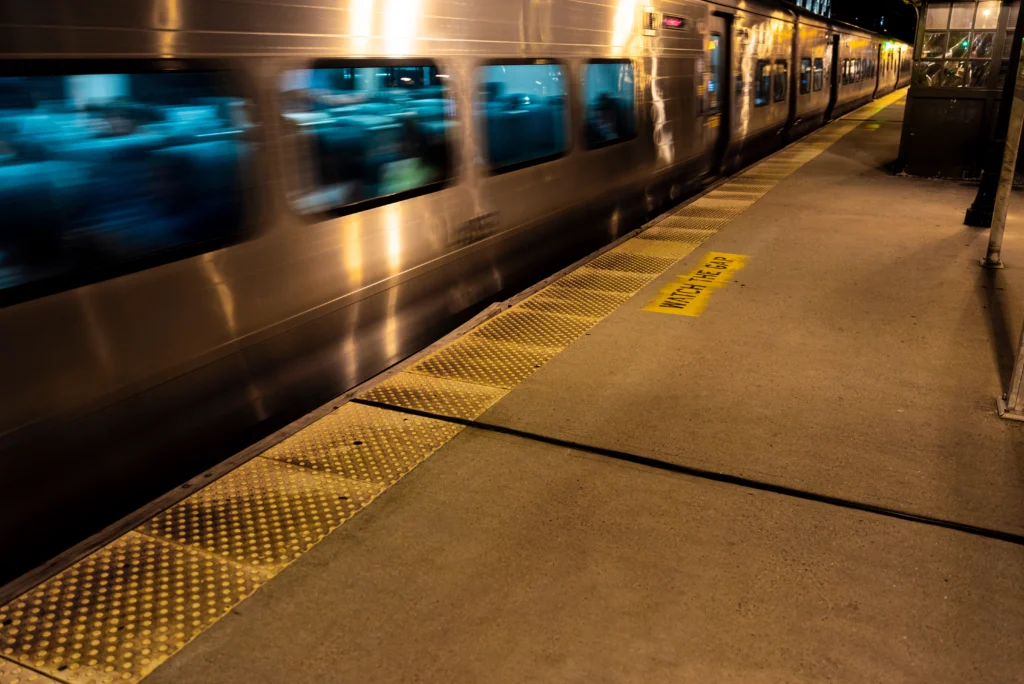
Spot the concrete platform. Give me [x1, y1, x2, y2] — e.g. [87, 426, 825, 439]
[145, 95, 1024, 682]
[5, 92, 1024, 684]
[482, 98, 1024, 536]
[146, 429, 1024, 684]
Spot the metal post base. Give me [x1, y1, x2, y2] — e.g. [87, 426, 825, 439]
[996, 395, 1024, 421]
[980, 258, 1006, 269]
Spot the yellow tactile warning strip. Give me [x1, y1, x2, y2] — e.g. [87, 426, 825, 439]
[0, 658, 59, 683]
[0, 88, 907, 684]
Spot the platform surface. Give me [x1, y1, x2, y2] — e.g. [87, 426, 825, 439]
[4, 90, 1024, 684]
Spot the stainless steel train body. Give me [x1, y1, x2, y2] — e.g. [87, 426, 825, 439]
[0, 0, 910, 586]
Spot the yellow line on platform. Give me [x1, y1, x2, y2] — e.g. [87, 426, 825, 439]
[0, 88, 908, 684]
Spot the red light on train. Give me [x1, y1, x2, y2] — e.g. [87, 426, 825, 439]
[662, 15, 686, 30]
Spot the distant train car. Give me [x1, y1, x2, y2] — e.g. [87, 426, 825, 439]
[0, 0, 910, 585]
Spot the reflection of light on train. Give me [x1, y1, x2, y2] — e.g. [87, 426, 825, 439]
[343, 216, 364, 288]
[650, 58, 673, 166]
[350, 0, 374, 52]
[201, 253, 238, 338]
[385, 0, 420, 55]
[611, 0, 637, 54]
[384, 204, 403, 274]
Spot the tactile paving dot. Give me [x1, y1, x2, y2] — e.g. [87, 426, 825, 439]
[639, 226, 720, 244]
[361, 372, 508, 420]
[263, 403, 463, 484]
[656, 214, 729, 231]
[556, 268, 654, 294]
[518, 286, 630, 319]
[672, 205, 739, 220]
[612, 238, 696, 261]
[587, 252, 676, 275]
[471, 310, 596, 349]
[140, 459, 384, 568]
[704, 190, 765, 203]
[0, 658, 59, 684]
[411, 335, 558, 389]
[0, 532, 265, 684]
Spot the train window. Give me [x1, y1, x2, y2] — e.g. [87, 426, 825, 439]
[0, 65, 252, 303]
[813, 58, 824, 91]
[583, 61, 636, 149]
[707, 34, 722, 113]
[773, 60, 787, 103]
[800, 58, 812, 94]
[755, 60, 771, 106]
[279, 63, 453, 217]
[478, 62, 568, 171]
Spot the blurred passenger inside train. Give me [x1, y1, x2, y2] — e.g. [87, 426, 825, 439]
[0, 71, 250, 293]
[279, 65, 452, 216]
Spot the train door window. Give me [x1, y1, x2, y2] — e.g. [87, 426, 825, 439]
[279, 62, 454, 217]
[755, 60, 771, 106]
[478, 61, 568, 172]
[842, 60, 849, 85]
[773, 60, 787, 102]
[813, 58, 825, 91]
[0, 64, 253, 304]
[707, 34, 722, 113]
[583, 60, 636, 148]
[800, 58, 812, 94]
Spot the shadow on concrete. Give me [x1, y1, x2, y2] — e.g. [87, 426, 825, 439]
[978, 265, 1016, 393]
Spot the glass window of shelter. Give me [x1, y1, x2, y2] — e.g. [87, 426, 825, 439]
[915, 0, 1004, 89]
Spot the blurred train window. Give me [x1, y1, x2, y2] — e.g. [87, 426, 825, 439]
[583, 61, 636, 148]
[707, 35, 722, 113]
[841, 60, 849, 85]
[813, 58, 824, 91]
[279, 63, 453, 216]
[0, 67, 251, 300]
[478, 62, 567, 171]
[755, 60, 770, 106]
[800, 58, 812, 94]
[773, 61, 787, 102]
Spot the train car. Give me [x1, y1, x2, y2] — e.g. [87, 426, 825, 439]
[0, 0, 911, 586]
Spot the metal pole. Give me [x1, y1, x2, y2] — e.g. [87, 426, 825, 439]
[966, 4, 1024, 227]
[998, 319, 1024, 420]
[982, 58, 1024, 268]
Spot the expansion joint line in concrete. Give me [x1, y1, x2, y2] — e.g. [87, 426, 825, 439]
[349, 398, 1024, 549]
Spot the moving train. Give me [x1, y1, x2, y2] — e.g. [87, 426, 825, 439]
[0, 0, 911, 586]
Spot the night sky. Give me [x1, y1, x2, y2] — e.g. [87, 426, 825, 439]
[831, 0, 918, 43]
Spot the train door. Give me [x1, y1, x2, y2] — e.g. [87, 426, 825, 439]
[825, 33, 840, 120]
[708, 12, 731, 172]
[872, 43, 883, 98]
